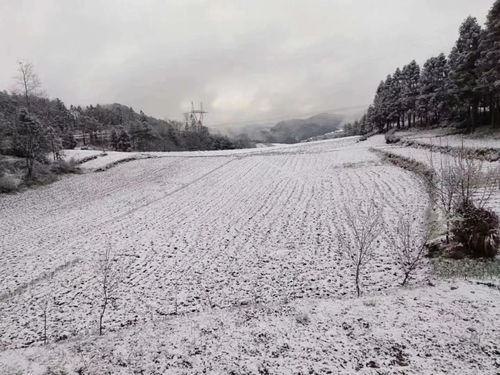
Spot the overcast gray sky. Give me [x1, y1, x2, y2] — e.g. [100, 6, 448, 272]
[0, 0, 493, 128]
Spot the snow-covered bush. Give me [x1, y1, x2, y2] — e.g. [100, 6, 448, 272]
[385, 129, 400, 144]
[452, 201, 499, 258]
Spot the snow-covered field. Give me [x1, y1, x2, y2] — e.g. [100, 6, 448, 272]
[1, 135, 499, 374]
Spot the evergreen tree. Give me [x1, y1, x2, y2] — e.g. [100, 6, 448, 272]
[117, 129, 131, 151]
[448, 17, 482, 129]
[110, 128, 119, 151]
[11, 109, 50, 178]
[418, 54, 450, 125]
[62, 132, 77, 149]
[477, 0, 500, 126]
[401, 60, 421, 127]
[389, 68, 404, 128]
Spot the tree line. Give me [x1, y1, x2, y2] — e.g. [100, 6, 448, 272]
[344, 0, 500, 136]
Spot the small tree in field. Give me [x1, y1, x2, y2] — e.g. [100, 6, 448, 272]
[30, 290, 53, 345]
[386, 212, 428, 286]
[430, 152, 458, 244]
[96, 244, 123, 336]
[337, 199, 383, 297]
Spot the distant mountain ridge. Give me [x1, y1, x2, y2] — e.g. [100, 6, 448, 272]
[260, 113, 343, 143]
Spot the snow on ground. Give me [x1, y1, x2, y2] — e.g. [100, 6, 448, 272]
[61, 149, 104, 163]
[1, 134, 498, 374]
[1, 280, 499, 374]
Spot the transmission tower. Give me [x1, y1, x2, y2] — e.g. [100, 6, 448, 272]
[184, 102, 208, 132]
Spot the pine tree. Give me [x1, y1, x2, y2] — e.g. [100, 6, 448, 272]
[448, 17, 482, 129]
[110, 128, 119, 151]
[418, 54, 450, 125]
[389, 68, 404, 128]
[477, 0, 500, 126]
[62, 132, 77, 149]
[117, 129, 131, 151]
[11, 109, 50, 178]
[402, 60, 421, 127]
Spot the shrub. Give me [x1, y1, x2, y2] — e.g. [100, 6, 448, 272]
[50, 158, 80, 174]
[0, 173, 21, 193]
[452, 201, 500, 258]
[26, 161, 57, 185]
[385, 128, 401, 144]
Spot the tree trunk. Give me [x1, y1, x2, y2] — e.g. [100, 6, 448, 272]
[402, 272, 410, 286]
[43, 310, 47, 345]
[99, 300, 107, 336]
[471, 96, 479, 131]
[493, 95, 500, 126]
[355, 264, 361, 297]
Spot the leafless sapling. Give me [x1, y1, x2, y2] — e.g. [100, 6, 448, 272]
[336, 199, 384, 297]
[386, 211, 428, 286]
[97, 244, 123, 336]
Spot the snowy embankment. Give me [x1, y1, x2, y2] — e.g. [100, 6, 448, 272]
[395, 128, 500, 163]
[1, 134, 499, 374]
[62, 149, 151, 171]
[397, 128, 500, 150]
[374, 144, 500, 218]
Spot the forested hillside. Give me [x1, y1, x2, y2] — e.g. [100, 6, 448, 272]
[0, 64, 251, 163]
[344, 0, 500, 135]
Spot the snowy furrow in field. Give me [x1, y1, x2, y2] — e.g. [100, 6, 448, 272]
[0, 157, 235, 296]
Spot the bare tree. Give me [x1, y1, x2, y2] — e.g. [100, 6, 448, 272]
[14, 61, 42, 111]
[386, 212, 428, 286]
[96, 244, 124, 336]
[430, 152, 458, 243]
[430, 146, 499, 243]
[30, 288, 53, 345]
[336, 199, 383, 297]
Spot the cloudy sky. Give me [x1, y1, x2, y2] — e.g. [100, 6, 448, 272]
[0, 0, 493, 128]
